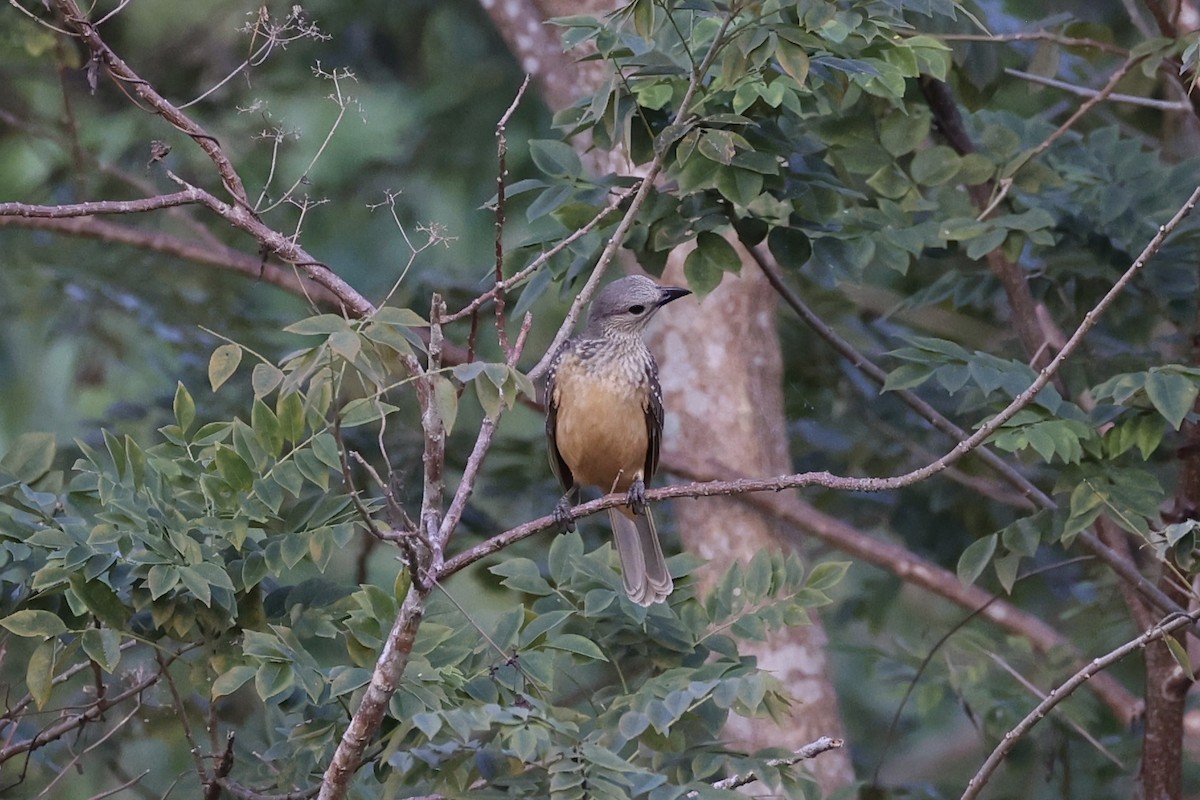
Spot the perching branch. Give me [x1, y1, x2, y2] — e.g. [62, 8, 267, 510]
[445, 180, 1200, 618]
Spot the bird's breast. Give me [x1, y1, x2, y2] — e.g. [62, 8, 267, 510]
[551, 352, 649, 493]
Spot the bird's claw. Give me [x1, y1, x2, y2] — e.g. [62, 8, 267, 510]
[554, 496, 576, 532]
[626, 479, 647, 516]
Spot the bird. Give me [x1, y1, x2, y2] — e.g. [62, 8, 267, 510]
[544, 274, 691, 606]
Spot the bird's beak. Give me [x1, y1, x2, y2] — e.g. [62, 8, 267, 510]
[656, 286, 691, 307]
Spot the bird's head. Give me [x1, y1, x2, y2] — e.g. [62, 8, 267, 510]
[585, 275, 691, 337]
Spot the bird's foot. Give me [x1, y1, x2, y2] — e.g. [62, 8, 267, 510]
[554, 495, 577, 532]
[626, 479, 647, 516]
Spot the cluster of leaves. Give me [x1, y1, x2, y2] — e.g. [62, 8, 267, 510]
[0, 303, 846, 796]
[513, 0, 969, 297]
[877, 336, 1200, 590]
[373, 539, 844, 799]
[504, 1, 1200, 794]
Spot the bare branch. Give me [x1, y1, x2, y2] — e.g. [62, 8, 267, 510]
[996, 54, 1148, 204]
[687, 736, 844, 796]
[0, 645, 195, 764]
[51, 0, 253, 207]
[934, 31, 1128, 55]
[490, 74, 531, 358]
[156, 650, 209, 790]
[441, 184, 632, 325]
[0, 215, 340, 306]
[1005, 68, 1191, 110]
[961, 610, 1200, 800]
[0, 190, 204, 217]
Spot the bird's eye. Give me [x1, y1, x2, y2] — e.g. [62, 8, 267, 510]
[628, 304, 646, 315]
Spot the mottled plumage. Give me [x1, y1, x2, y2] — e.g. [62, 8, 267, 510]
[545, 275, 689, 606]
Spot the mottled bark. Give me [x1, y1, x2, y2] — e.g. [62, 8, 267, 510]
[477, 1, 854, 789]
[652, 242, 853, 791]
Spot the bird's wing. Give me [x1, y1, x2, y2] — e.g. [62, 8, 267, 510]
[644, 360, 664, 481]
[544, 343, 575, 491]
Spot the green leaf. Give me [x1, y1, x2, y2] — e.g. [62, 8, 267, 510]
[698, 129, 737, 165]
[1, 609, 68, 638]
[805, 560, 848, 592]
[475, 375, 503, 422]
[1145, 369, 1198, 430]
[252, 400, 284, 458]
[212, 665, 257, 698]
[529, 139, 582, 179]
[957, 534, 997, 586]
[208, 344, 242, 392]
[311, 432, 342, 471]
[684, 231, 740, 297]
[215, 446, 254, 492]
[434, 375, 458, 435]
[775, 38, 810, 87]
[178, 566, 213, 607]
[911, 145, 961, 186]
[146, 565, 178, 600]
[545, 633, 607, 661]
[173, 382, 196, 434]
[1, 431, 55, 484]
[882, 363, 935, 391]
[1166, 635, 1192, 677]
[763, 227, 811, 268]
[277, 392, 306, 442]
[340, 398, 397, 428]
[329, 330, 362, 362]
[252, 363, 284, 399]
[255, 662, 295, 703]
[372, 306, 428, 327]
[27, 639, 55, 709]
[285, 314, 351, 335]
[992, 552, 1021, 594]
[81, 627, 122, 673]
[716, 167, 763, 206]
[880, 109, 931, 157]
[70, 576, 126, 629]
[618, 710, 650, 740]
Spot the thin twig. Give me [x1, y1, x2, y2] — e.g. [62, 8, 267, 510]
[0, 645, 195, 763]
[750, 244, 1194, 628]
[0, 190, 204, 217]
[442, 183, 1200, 623]
[934, 31, 1127, 55]
[1005, 68, 1191, 110]
[1000, 55, 1146, 188]
[960, 610, 1200, 800]
[86, 769, 150, 800]
[526, 5, 740, 381]
[685, 736, 844, 796]
[982, 649, 1123, 767]
[52, 0, 252, 207]
[156, 650, 209, 790]
[442, 185, 633, 324]
[491, 75, 531, 359]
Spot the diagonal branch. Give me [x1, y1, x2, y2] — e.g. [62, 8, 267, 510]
[960, 609, 1200, 800]
[52, 0, 252, 207]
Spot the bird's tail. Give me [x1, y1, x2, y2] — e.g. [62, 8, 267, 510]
[608, 506, 673, 606]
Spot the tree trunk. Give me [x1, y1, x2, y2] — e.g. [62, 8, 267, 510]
[482, 1, 854, 790]
[652, 242, 853, 791]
